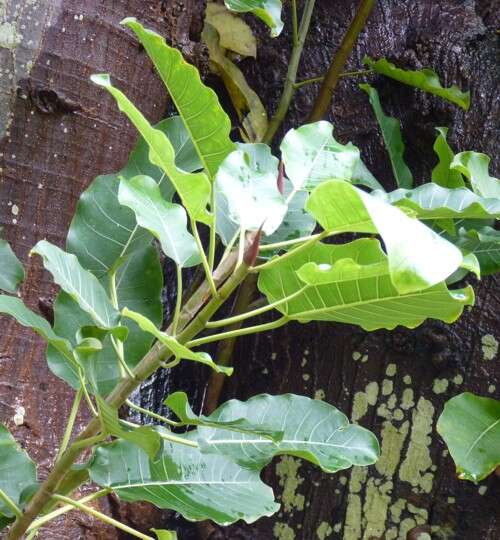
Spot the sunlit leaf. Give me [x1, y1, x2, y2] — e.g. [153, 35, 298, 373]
[0, 425, 37, 518]
[118, 175, 200, 267]
[364, 56, 470, 110]
[224, 0, 284, 37]
[451, 151, 500, 199]
[122, 308, 233, 375]
[123, 18, 235, 179]
[153, 530, 178, 540]
[0, 235, 24, 294]
[306, 180, 463, 293]
[197, 393, 380, 472]
[89, 435, 279, 525]
[431, 127, 464, 188]
[437, 392, 500, 482]
[258, 238, 474, 331]
[360, 84, 413, 189]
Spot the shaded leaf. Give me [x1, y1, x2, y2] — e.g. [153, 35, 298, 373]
[0, 236, 24, 294]
[0, 425, 37, 518]
[360, 84, 413, 189]
[364, 56, 470, 110]
[89, 435, 279, 525]
[224, 0, 283, 37]
[123, 18, 235, 179]
[431, 127, 464, 188]
[306, 180, 463, 294]
[197, 393, 380, 472]
[153, 530, 178, 540]
[351, 158, 385, 191]
[437, 392, 500, 482]
[258, 238, 474, 331]
[118, 175, 200, 267]
[122, 309, 233, 375]
[451, 151, 500, 199]
[164, 391, 282, 441]
[454, 227, 500, 276]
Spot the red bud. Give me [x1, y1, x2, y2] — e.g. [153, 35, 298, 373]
[244, 226, 263, 267]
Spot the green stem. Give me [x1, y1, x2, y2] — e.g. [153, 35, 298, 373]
[51, 495, 154, 540]
[56, 388, 83, 460]
[121, 420, 198, 448]
[110, 335, 135, 379]
[259, 232, 324, 252]
[186, 316, 289, 348]
[293, 69, 373, 89]
[191, 218, 218, 298]
[126, 399, 181, 427]
[208, 190, 217, 273]
[0, 489, 22, 519]
[309, 0, 376, 121]
[76, 369, 98, 417]
[237, 227, 246, 267]
[26, 490, 111, 533]
[172, 264, 183, 336]
[263, 0, 317, 143]
[291, 0, 299, 46]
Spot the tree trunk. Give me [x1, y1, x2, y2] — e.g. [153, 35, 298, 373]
[0, 1, 205, 538]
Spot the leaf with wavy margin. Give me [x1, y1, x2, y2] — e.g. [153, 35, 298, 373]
[431, 127, 464, 188]
[451, 151, 500, 199]
[224, 0, 283, 37]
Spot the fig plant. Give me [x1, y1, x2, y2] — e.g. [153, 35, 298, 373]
[0, 4, 499, 540]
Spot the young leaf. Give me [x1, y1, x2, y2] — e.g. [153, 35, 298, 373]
[91, 74, 212, 224]
[363, 56, 470, 110]
[431, 127, 464, 188]
[153, 530, 177, 540]
[197, 393, 380, 472]
[164, 391, 283, 441]
[122, 18, 236, 179]
[0, 425, 37, 518]
[118, 175, 200, 267]
[360, 84, 413, 189]
[306, 180, 463, 294]
[122, 308, 233, 375]
[258, 239, 474, 331]
[224, 0, 284, 37]
[89, 436, 279, 525]
[437, 393, 500, 482]
[31, 241, 122, 333]
[0, 236, 24, 294]
[454, 227, 500, 276]
[215, 144, 287, 236]
[280, 121, 360, 191]
[451, 151, 500, 199]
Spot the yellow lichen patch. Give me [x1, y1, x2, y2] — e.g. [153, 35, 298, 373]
[386, 363, 397, 377]
[362, 478, 392, 539]
[352, 381, 379, 422]
[316, 521, 333, 539]
[275, 456, 305, 513]
[382, 379, 394, 396]
[376, 421, 410, 477]
[273, 522, 295, 540]
[401, 388, 415, 410]
[344, 493, 362, 540]
[432, 378, 449, 395]
[452, 374, 463, 385]
[314, 389, 326, 400]
[481, 334, 498, 360]
[390, 498, 407, 523]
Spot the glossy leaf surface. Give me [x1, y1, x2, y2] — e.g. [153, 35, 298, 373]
[0, 237, 24, 294]
[451, 151, 500, 199]
[224, 0, 283, 37]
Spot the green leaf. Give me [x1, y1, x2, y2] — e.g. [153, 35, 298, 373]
[122, 18, 236, 179]
[363, 56, 470, 110]
[454, 227, 500, 276]
[224, 0, 284, 37]
[122, 308, 233, 375]
[431, 127, 464, 188]
[306, 180, 463, 294]
[91, 74, 211, 224]
[451, 151, 500, 199]
[437, 392, 500, 482]
[0, 236, 24, 294]
[351, 158, 385, 192]
[360, 84, 413, 189]
[258, 238, 474, 331]
[153, 530, 178, 540]
[280, 121, 360, 191]
[89, 436, 279, 525]
[164, 392, 283, 441]
[95, 396, 160, 459]
[197, 393, 379, 472]
[31, 241, 121, 332]
[215, 144, 287, 236]
[118, 175, 200, 267]
[0, 425, 37, 518]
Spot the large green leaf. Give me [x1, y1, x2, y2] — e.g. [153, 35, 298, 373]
[197, 394, 380, 472]
[31, 241, 121, 333]
[437, 393, 500, 482]
[89, 436, 279, 525]
[47, 246, 162, 395]
[431, 127, 464, 188]
[0, 425, 37, 518]
[360, 84, 413, 189]
[306, 180, 463, 294]
[123, 18, 235, 179]
[118, 175, 200, 267]
[0, 236, 24, 294]
[280, 121, 360, 191]
[164, 392, 282, 441]
[451, 151, 500, 199]
[122, 309, 233, 375]
[258, 239, 474, 331]
[224, 0, 283, 37]
[454, 227, 500, 276]
[91, 74, 211, 224]
[363, 56, 470, 110]
[215, 144, 287, 236]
